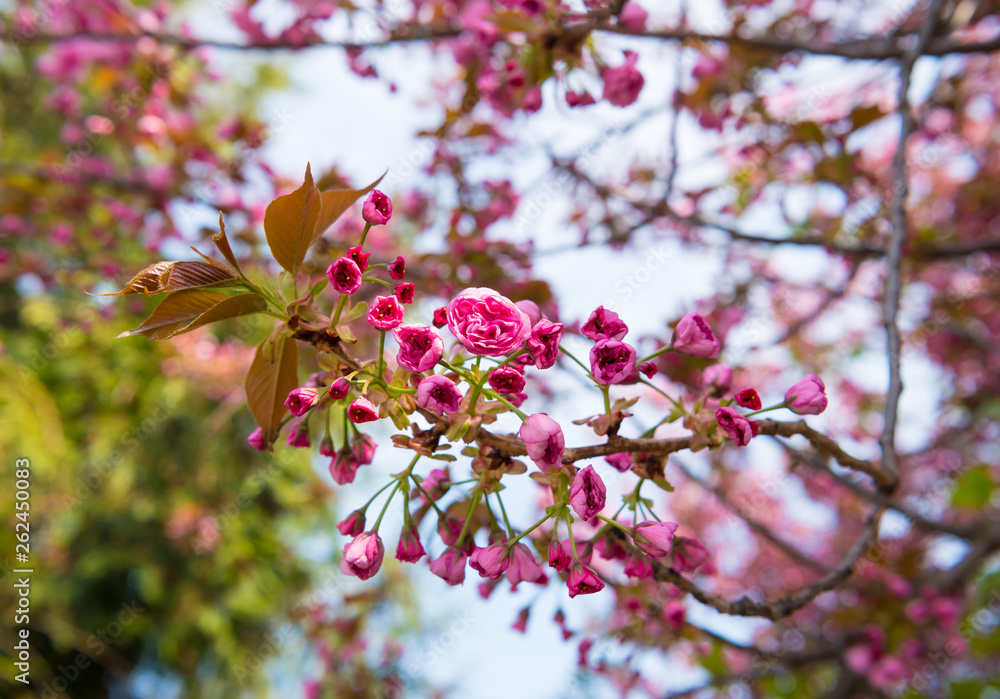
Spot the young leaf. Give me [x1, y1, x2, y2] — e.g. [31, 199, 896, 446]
[117, 289, 230, 339]
[101, 260, 237, 296]
[172, 294, 268, 336]
[245, 334, 300, 445]
[213, 213, 243, 274]
[263, 163, 322, 275]
[314, 172, 385, 237]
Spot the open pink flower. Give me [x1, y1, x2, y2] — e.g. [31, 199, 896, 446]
[785, 374, 828, 415]
[569, 465, 606, 520]
[327, 257, 362, 294]
[470, 543, 510, 579]
[285, 387, 321, 416]
[432, 306, 448, 328]
[348, 245, 370, 272]
[590, 339, 637, 385]
[348, 396, 380, 423]
[368, 295, 405, 330]
[393, 324, 443, 373]
[489, 365, 526, 394]
[602, 51, 644, 107]
[735, 388, 761, 409]
[567, 563, 605, 597]
[388, 255, 406, 280]
[582, 306, 628, 341]
[340, 532, 384, 580]
[429, 548, 467, 585]
[519, 413, 565, 472]
[515, 299, 541, 327]
[672, 313, 720, 358]
[527, 319, 563, 369]
[446, 287, 531, 356]
[394, 282, 415, 304]
[549, 540, 572, 571]
[672, 536, 709, 572]
[329, 377, 351, 400]
[716, 406, 758, 446]
[416, 375, 463, 415]
[633, 520, 679, 558]
[362, 189, 392, 225]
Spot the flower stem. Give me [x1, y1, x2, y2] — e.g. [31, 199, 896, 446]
[496, 491, 515, 539]
[331, 294, 348, 325]
[373, 481, 400, 532]
[638, 344, 674, 364]
[377, 330, 386, 379]
[359, 222, 373, 246]
[506, 511, 552, 547]
[743, 401, 788, 418]
[638, 378, 684, 411]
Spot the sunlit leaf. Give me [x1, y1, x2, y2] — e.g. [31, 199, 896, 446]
[213, 213, 242, 273]
[117, 289, 231, 339]
[245, 334, 299, 445]
[264, 163, 322, 275]
[172, 294, 268, 336]
[101, 260, 237, 296]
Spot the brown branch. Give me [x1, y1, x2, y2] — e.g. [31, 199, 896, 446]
[780, 441, 979, 539]
[3, 25, 462, 51]
[673, 458, 829, 574]
[880, 0, 946, 488]
[646, 501, 885, 620]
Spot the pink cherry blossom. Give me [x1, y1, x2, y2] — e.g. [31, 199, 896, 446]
[340, 532, 384, 580]
[284, 387, 321, 416]
[395, 525, 425, 563]
[429, 548, 468, 585]
[672, 536, 709, 572]
[367, 295, 405, 330]
[569, 465, 606, 520]
[784, 374, 828, 414]
[735, 388, 762, 409]
[519, 413, 565, 472]
[488, 365, 526, 394]
[446, 287, 531, 356]
[567, 563, 605, 598]
[581, 306, 628, 341]
[716, 406, 759, 446]
[672, 313, 721, 358]
[633, 520, 678, 558]
[602, 51, 644, 107]
[336, 509, 366, 537]
[388, 255, 405, 280]
[590, 339, 637, 385]
[362, 189, 392, 225]
[348, 396, 379, 423]
[527, 319, 562, 369]
[393, 324, 443, 373]
[327, 257, 362, 294]
[470, 543, 510, 579]
[416, 375, 463, 415]
[506, 543, 546, 589]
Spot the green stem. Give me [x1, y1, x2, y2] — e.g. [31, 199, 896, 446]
[359, 222, 373, 246]
[361, 479, 399, 514]
[602, 385, 611, 415]
[455, 491, 482, 546]
[331, 294, 348, 325]
[496, 491, 515, 539]
[377, 330, 386, 379]
[559, 344, 594, 379]
[638, 344, 674, 364]
[373, 481, 400, 532]
[566, 515, 579, 562]
[362, 276, 393, 288]
[596, 513, 633, 534]
[743, 401, 788, 418]
[506, 511, 553, 547]
[638, 378, 684, 411]
[410, 474, 447, 517]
